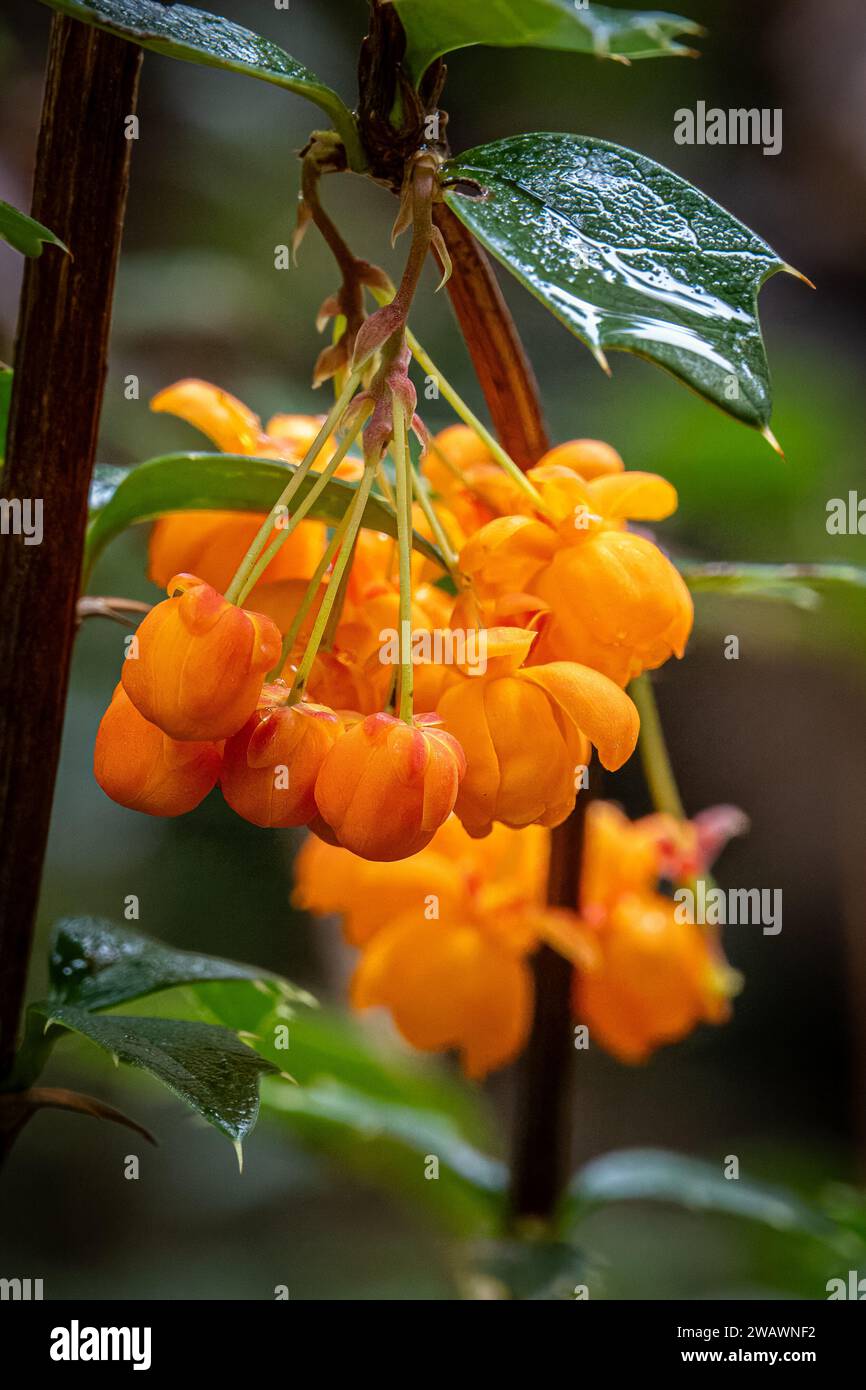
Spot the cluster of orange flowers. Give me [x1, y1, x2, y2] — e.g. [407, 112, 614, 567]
[295, 804, 739, 1076]
[95, 380, 690, 849]
[92, 378, 737, 1072]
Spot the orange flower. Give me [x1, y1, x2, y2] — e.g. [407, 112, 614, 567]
[122, 573, 281, 742]
[150, 379, 331, 461]
[221, 688, 341, 828]
[459, 451, 693, 686]
[352, 915, 533, 1079]
[578, 801, 669, 921]
[314, 712, 466, 861]
[321, 577, 456, 715]
[148, 510, 325, 596]
[534, 438, 625, 480]
[530, 529, 693, 685]
[572, 801, 737, 1063]
[437, 629, 639, 837]
[147, 380, 360, 619]
[294, 814, 548, 945]
[94, 684, 221, 817]
[574, 892, 732, 1064]
[423, 425, 533, 532]
[296, 818, 556, 1076]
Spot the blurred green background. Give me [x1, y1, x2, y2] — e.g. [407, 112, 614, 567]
[1, 0, 865, 1299]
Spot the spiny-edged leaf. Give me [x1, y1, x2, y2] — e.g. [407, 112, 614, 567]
[680, 560, 866, 610]
[443, 134, 797, 432]
[34, 1004, 277, 1143]
[393, 0, 703, 81]
[0, 366, 12, 463]
[466, 1236, 586, 1300]
[37, 0, 364, 169]
[263, 1075, 505, 1235]
[566, 1148, 835, 1239]
[48, 916, 312, 1014]
[82, 452, 444, 584]
[0, 200, 68, 258]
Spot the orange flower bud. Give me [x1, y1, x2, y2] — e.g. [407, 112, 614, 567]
[94, 684, 221, 817]
[122, 573, 282, 742]
[573, 893, 733, 1063]
[314, 712, 466, 861]
[221, 691, 341, 828]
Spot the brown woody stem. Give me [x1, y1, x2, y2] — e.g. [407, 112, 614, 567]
[0, 17, 141, 1083]
[432, 204, 550, 473]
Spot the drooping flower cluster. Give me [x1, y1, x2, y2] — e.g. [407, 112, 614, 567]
[95, 382, 690, 863]
[87, 135, 736, 1086]
[295, 803, 740, 1077]
[88, 360, 725, 1073]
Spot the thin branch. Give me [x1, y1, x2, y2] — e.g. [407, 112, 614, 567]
[0, 17, 141, 1080]
[433, 204, 550, 472]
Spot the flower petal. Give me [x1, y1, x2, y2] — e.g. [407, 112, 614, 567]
[519, 662, 639, 771]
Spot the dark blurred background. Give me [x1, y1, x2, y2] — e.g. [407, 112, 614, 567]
[1, 0, 865, 1299]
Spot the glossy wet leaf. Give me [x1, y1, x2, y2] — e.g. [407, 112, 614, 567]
[37, 0, 364, 168]
[83, 452, 443, 584]
[393, 0, 703, 81]
[0, 200, 68, 258]
[48, 917, 312, 1014]
[34, 1004, 277, 1143]
[195, 983, 495, 1146]
[443, 134, 795, 430]
[566, 1148, 835, 1239]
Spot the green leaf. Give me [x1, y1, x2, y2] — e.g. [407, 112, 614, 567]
[566, 1148, 835, 1239]
[393, 0, 703, 81]
[82, 452, 444, 584]
[48, 916, 312, 1014]
[680, 561, 866, 610]
[33, 1004, 278, 1144]
[263, 1076, 505, 1234]
[0, 200, 68, 258]
[0, 366, 12, 464]
[193, 984, 504, 1233]
[443, 134, 798, 432]
[195, 983, 494, 1143]
[37, 0, 365, 170]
